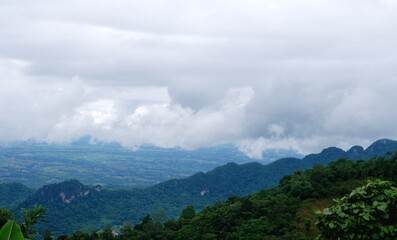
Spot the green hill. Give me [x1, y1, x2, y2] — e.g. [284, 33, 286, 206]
[0, 182, 33, 209]
[13, 139, 397, 235]
[52, 154, 397, 239]
[150, 155, 397, 240]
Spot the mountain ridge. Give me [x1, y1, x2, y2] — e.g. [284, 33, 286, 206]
[4, 138, 397, 235]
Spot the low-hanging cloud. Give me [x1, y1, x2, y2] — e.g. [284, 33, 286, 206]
[1, 0, 397, 159]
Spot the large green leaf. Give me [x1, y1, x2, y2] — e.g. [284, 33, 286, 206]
[0, 220, 24, 240]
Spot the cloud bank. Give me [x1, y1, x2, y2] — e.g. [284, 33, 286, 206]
[1, 0, 397, 158]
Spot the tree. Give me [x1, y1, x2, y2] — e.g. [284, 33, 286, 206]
[119, 222, 134, 240]
[316, 180, 397, 240]
[134, 214, 152, 231]
[21, 204, 46, 239]
[100, 226, 114, 240]
[0, 208, 14, 228]
[178, 206, 196, 222]
[133, 214, 165, 240]
[43, 229, 53, 240]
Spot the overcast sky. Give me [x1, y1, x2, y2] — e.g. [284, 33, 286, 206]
[1, 0, 397, 158]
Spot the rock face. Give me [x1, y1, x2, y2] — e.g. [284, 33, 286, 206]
[34, 179, 93, 205]
[93, 185, 102, 192]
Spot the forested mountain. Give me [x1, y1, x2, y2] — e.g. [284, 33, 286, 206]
[7, 138, 397, 235]
[117, 155, 397, 240]
[0, 182, 33, 209]
[6, 152, 397, 239]
[17, 163, 286, 235]
[53, 155, 397, 240]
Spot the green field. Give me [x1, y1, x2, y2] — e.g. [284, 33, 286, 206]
[1, 140, 295, 189]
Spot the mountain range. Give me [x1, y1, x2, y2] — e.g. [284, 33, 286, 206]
[2, 138, 397, 235]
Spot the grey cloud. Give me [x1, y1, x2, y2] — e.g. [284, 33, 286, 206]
[1, 0, 397, 158]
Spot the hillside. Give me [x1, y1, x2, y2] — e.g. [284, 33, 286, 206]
[131, 155, 397, 240]
[13, 139, 397, 235]
[0, 182, 33, 209]
[34, 153, 397, 239]
[17, 163, 278, 235]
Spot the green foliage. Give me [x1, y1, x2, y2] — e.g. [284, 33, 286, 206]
[43, 229, 53, 240]
[11, 140, 397, 235]
[2, 151, 397, 239]
[0, 209, 14, 229]
[0, 206, 46, 239]
[43, 154, 397, 239]
[178, 205, 195, 222]
[133, 214, 164, 240]
[99, 226, 115, 240]
[316, 180, 397, 240]
[0, 220, 24, 240]
[118, 223, 134, 240]
[0, 183, 33, 209]
[21, 205, 46, 239]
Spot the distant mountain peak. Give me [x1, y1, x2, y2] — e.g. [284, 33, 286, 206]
[368, 138, 395, 147]
[365, 139, 397, 155]
[224, 162, 238, 167]
[319, 146, 345, 155]
[38, 179, 92, 205]
[348, 145, 365, 154]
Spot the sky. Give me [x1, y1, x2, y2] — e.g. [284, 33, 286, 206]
[1, 0, 397, 159]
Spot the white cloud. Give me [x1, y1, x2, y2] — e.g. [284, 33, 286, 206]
[47, 87, 252, 149]
[1, 0, 397, 158]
